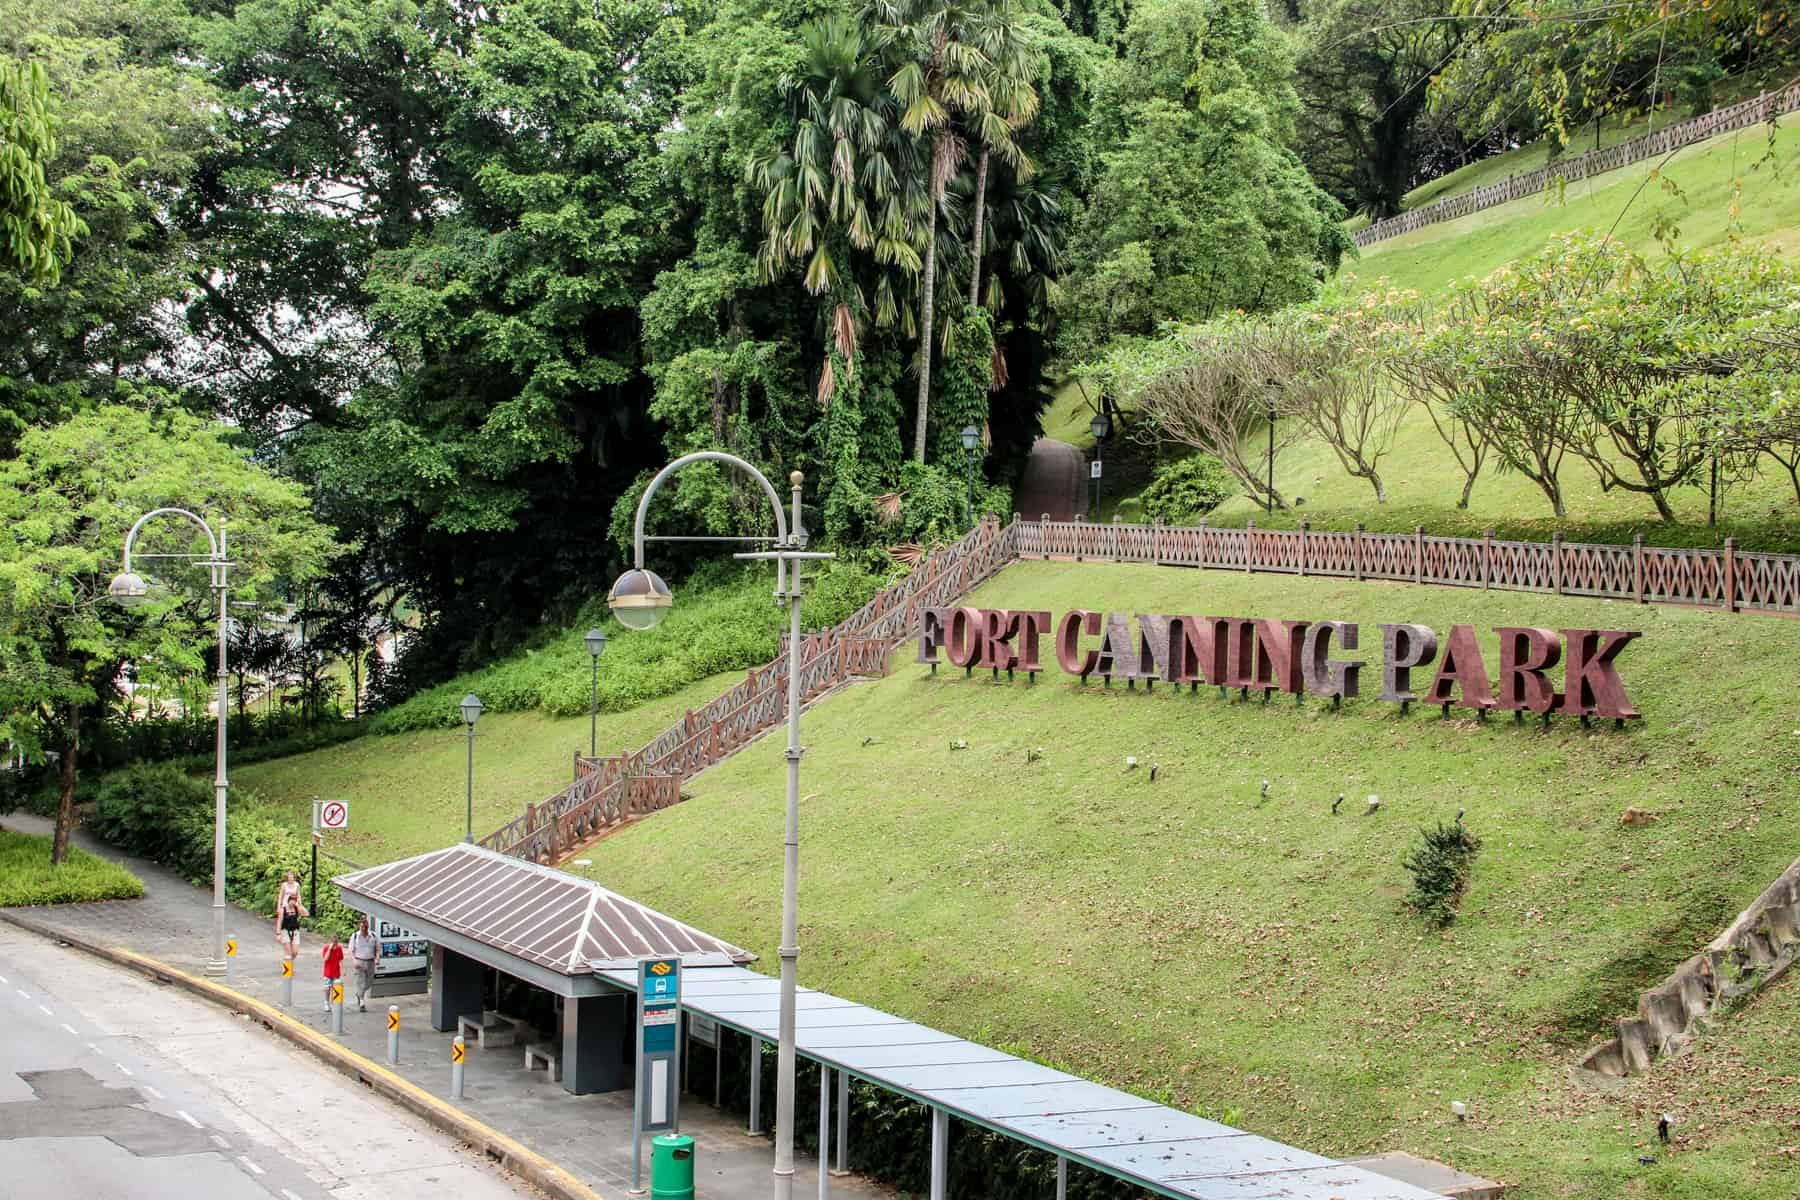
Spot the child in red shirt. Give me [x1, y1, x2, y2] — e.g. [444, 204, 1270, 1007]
[321, 934, 345, 1015]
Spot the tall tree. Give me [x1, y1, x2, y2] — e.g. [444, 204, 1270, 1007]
[0, 60, 83, 281]
[0, 406, 331, 864]
[965, 0, 1044, 311]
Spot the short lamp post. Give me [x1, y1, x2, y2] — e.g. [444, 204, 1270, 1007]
[584, 628, 608, 757]
[460, 693, 483, 842]
[110, 508, 233, 976]
[608, 452, 833, 1200]
[1089, 411, 1111, 516]
[959, 424, 981, 527]
[1263, 380, 1280, 514]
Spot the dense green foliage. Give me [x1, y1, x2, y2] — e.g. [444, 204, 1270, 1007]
[1137, 453, 1236, 524]
[90, 763, 358, 935]
[0, 60, 83, 281]
[370, 562, 884, 733]
[0, 827, 143, 905]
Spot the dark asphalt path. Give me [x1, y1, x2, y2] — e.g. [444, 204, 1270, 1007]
[1014, 437, 1085, 522]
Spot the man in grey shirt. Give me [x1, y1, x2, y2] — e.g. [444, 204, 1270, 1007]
[349, 918, 380, 1012]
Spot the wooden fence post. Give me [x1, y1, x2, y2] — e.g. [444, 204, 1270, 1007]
[1244, 520, 1255, 574]
[1298, 520, 1308, 576]
[573, 748, 580, 783]
[1413, 525, 1424, 585]
[1112, 514, 1123, 563]
[1482, 529, 1493, 590]
[1632, 534, 1644, 603]
[1354, 523, 1364, 580]
[1198, 519, 1209, 570]
[1552, 530, 1564, 594]
[1152, 518, 1165, 566]
[1074, 513, 1083, 563]
[1725, 537, 1738, 612]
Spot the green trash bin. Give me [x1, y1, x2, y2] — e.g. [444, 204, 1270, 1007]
[650, 1133, 695, 1199]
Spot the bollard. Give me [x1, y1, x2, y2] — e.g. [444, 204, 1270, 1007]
[387, 1006, 400, 1065]
[280, 958, 293, 1007]
[330, 982, 344, 1035]
[451, 1036, 466, 1099]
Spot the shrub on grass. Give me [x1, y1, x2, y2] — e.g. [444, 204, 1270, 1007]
[0, 829, 144, 905]
[1140, 454, 1236, 525]
[1403, 820, 1482, 928]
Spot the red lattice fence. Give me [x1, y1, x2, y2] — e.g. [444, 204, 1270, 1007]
[1354, 80, 1800, 249]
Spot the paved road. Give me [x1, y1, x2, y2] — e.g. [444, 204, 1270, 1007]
[1015, 437, 1085, 521]
[0, 925, 536, 1200]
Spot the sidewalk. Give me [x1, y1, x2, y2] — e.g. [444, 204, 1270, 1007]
[0, 812, 893, 1200]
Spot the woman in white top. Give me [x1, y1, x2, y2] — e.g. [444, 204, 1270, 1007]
[274, 871, 307, 955]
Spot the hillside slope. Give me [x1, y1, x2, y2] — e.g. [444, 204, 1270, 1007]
[574, 560, 1800, 1199]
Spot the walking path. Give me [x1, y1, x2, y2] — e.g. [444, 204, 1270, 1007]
[0, 813, 889, 1200]
[1015, 437, 1085, 522]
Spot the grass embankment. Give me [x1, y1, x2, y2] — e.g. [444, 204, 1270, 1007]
[0, 829, 144, 906]
[233, 672, 743, 865]
[573, 560, 1800, 1199]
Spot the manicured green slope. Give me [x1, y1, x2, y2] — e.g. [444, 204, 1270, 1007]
[574, 560, 1800, 1198]
[233, 672, 742, 865]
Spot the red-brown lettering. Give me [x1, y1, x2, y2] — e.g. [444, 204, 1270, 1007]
[1557, 629, 1640, 718]
[1496, 627, 1562, 713]
[1426, 624, 1496, 711]
[1055, 610, 1102, 678]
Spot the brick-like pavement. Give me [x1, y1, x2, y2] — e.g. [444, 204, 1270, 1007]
[0, 812, 893, 1200]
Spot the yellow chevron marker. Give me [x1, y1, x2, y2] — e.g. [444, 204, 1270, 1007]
[451, 1040, 465, 1065]
[330, 983, 343, 1005]
[280, 959, 293, 978]
[387, 1010, 400, 1032]
[225, 938, 237, 957]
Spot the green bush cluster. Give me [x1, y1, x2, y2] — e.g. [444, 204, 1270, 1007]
[1140, 454, 1237, 525]
[0, 829, 144, 906]
[1403, 820, 1483, 928]
[370, 563, 882, 734]
[89, 763, 359, 936]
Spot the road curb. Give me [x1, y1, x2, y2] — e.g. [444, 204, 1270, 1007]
[0, 910, 608, 1200]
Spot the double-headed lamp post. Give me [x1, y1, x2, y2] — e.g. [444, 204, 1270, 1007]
[585, 629, 607, 757]
[607, 452, 833, 1200]
[960, 424, 980, 527]
[461, 693, 483, 842]
[109, 509, 233, 976]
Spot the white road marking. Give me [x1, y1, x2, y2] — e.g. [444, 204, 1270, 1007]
[210, 1135, 229, 1149]
[0, 973, 8, 983]
[87, 1041, 101, 1053]
[61, 1022, 78, 1036]
[115, 1062, 134, 1076]
[16, 988, 29, 999]
[238, 1157, 265, 1175]
[282, 1190, 304, 1200]
[144, 1085, 164, 1100]
[177, 1110, 201, 1128]
[38, 1004, 53, 1016]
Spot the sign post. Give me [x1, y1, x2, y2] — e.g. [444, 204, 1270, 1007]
[387, 1006, 400, 1065]
[280, 956, 293, 1007]
[631, 956, 682, 1195]
[311, 798, 348, 920]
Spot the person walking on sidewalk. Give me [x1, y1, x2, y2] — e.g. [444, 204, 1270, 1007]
[276, 894, 305, 959]
[320, 933, 345, 1016]
[348, 918, 379, 1012]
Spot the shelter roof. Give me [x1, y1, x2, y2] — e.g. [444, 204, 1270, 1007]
[334, 843, 753, 975]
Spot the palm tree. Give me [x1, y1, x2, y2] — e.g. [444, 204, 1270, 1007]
[965, 0, 1043, 311]
[868, 0, 1001, 463]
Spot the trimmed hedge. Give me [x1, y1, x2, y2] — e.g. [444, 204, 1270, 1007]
[89, 763, 358, 936]
[0, 829, 145, 906]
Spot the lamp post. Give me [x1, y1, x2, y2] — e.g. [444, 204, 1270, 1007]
[110, 509, 232, 976]
[1089, 411, 1111, 516]
[609, 452, 833, 1200]
[959, 424, 980, 527]
[584, 629, 607, 757]
[460, 693, 482, 842]
[1264, 382, 1279, 514]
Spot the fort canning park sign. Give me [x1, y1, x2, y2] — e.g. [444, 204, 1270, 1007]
[915, 607, 1643, 723]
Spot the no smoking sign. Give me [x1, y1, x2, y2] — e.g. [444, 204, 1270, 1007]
[319, 801, 349, 830]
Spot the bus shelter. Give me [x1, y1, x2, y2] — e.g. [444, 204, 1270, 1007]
[334, 843, 753, 1095]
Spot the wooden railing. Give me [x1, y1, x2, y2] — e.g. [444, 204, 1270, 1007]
[1354, 80, 1800, 248]
[1015, 517, 1800, 615]
[486, 511, 1799, 861]
[482, 515, 1016, 862]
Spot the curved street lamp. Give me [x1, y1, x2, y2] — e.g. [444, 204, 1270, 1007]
[110, 508, 233, 976]
[610, 451, 833, 1200]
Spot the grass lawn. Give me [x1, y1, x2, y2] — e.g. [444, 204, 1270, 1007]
[1355, 120, 1800, 299]
[0, 829, 144, 906]
[572, 559, 1800, 1199]
[232, 672, 744, 866]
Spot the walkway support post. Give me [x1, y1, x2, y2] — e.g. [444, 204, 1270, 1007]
[818, 1067, 830, 1200]
[834, 1070, 848, 1175]
[929, 1107, 948, 1200]
[1056, 1156, 1067, 1200]
[749, 1036, 763, 1134]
